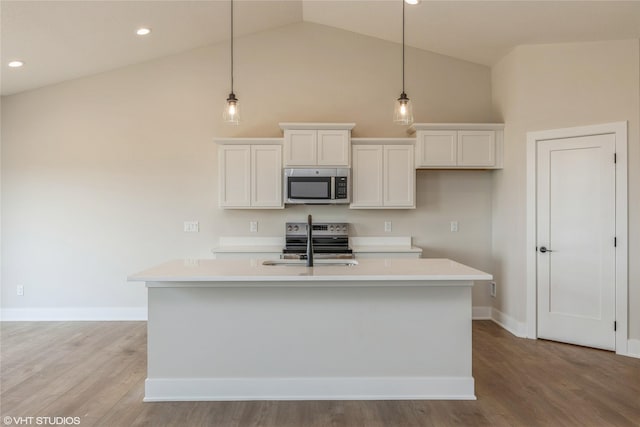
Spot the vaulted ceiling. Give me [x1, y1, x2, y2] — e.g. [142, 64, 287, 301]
[2, 0, 640, 96]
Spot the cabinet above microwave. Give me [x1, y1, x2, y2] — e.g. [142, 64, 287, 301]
[280, 123, 355, 168]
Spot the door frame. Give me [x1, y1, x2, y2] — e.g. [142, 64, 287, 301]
[526, 122, 628, 355]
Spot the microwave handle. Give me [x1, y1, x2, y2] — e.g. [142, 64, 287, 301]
[331, 176, 335, 200]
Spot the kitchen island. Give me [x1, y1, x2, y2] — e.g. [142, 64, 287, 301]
[129, 258, 491, 402]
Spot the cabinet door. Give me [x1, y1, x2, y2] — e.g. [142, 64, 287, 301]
[384, 145, 415, 208]
[284, 130, 317, 166]
[219, 145, 251, 208]
[317, 130, 350, 166]
[251, 145, 283, 208]
[457, 130, 495, 167]
[415, 131, 457, 167]
[350, 145, 383, 207]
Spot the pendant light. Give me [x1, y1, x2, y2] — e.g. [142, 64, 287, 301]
[394, 0, 413, 125]
[223, 0, 240, 125]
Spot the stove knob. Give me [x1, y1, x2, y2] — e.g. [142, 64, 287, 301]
[287, 225, 292, 232]
[342, 225, 347, 232]
[329, 225, 335, 232]
[293, 225, 299, 231]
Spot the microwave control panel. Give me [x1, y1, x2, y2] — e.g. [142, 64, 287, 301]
[335, 177, 348, 199]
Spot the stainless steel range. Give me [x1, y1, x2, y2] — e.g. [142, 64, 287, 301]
[282, 221, 353, 259]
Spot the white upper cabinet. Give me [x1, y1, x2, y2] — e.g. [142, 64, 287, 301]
[280, 123, 355, 167]
[411, 124, 504, 169]
[457, 130, 496, 167]
[216, 139, 283, 209]
[351, 144, 384, 207]
[350, 139, 415, 209]
[283, 130, 317, 166]
[415, 130, 457, 167]
[251, 145, 283, 207]
[384, 145, 415, 207]
[317, 130, 350, 165]
[219, 145, 251, 208]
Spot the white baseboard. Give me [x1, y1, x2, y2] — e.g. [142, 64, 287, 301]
[144, 377, 476, 402]
[490, 308, 527, 338]
[483, 309, 640, 360]
[0, 307, 147, 321]
[472, 306, 492, 320]
[628, 339, 640, 359]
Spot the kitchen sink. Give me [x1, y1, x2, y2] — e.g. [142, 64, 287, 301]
[262, 259, 359, 267]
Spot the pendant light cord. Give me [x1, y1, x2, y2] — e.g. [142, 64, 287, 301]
[402, 0, 405, 94]
[230, 0, 234, 94]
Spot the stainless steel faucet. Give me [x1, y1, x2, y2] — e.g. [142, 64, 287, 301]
[306, 214, 313, 267]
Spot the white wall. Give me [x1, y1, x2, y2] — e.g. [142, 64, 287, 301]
[1, 22, 497, 318]
[491, 39, 640, 340]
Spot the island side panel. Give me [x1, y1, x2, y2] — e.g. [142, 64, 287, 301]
[146, 281, 473, 401]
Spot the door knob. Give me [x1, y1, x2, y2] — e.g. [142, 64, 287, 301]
[539, 246, 553, 253]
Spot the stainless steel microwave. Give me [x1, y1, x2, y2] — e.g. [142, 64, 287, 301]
[284, 168, 350, 204]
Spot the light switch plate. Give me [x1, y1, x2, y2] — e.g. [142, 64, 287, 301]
[184, 221, 199, 232]
[384, 221, 392, 232]
[250, 221, 258, 233]
[450, 221, 459, 232]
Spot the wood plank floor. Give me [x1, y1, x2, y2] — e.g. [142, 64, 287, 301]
[1, 321, 639, 426]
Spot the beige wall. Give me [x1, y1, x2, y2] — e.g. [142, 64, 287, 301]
[491, 39, 640, 340]
[1, 22, 497, 313]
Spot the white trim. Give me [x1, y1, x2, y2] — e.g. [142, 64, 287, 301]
[351, 138, 415, 145]
[526, 134, 537, 339]
[472, 306, 492, 320]
[214, 138, 282, 145]
[144, 377, 476, 402]
[627, 339, 640, 359]
[0, 307, 147, 321]
[526, 122, 628, 354]
[491, 308, 527, 338]
[278, 123, 356, 131]
[408, 123, 504, 134]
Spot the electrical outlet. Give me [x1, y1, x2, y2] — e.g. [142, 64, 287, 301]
[250, 221, 258, 233]
[450, 221, 459, 232]
[17, 285, 24, 296]
[384, 221, 392, 232]
[490, 282, 496, 298]
[184, 221, 199, 232]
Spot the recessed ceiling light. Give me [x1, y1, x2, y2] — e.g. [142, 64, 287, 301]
[136, 28, 151, 36]
[8, 60, 24, 68]
[405, 0, 421, 4]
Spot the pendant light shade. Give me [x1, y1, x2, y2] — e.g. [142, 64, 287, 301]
[394, 0, 414, 125]
[394, 92, 413, 125]
[223, 0, 240, 125]
[223, 92, 240, 124]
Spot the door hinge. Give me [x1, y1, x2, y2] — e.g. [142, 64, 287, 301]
[614, 153, 617, 163]
[614, 321, 617, 331]
[614, 237, 617, 247]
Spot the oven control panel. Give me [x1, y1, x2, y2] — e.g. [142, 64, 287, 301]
[285, 222, 349, 236]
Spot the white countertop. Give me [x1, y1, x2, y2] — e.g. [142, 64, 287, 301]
[128, 258, 491, 284]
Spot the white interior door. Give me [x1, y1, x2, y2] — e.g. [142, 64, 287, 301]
[536, 134, 616, 350]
